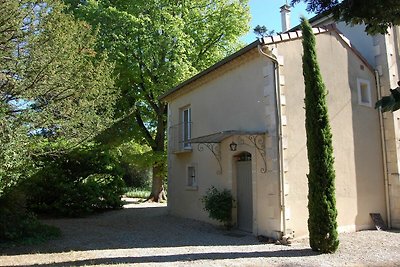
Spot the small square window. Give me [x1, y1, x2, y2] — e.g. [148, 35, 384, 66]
[357, 78, 372, 107]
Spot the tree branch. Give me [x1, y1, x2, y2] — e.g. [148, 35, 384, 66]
[134, 109, 156, 148]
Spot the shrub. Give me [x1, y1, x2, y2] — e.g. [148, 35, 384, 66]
[84, 173, 125, 209]
[121, 163, 151, 188]
[201, 186, 234, 228]
[26, 149, 125, 217]
[0, 209, 60, 245]
[0, 188, 60, 244]
[26, 173, 124, 217]
[124, 187, 151, 199]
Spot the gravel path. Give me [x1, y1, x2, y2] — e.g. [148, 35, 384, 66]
[1, 199, 400, 267]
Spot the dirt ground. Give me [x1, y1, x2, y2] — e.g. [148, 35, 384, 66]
[1, 199, 400, 267]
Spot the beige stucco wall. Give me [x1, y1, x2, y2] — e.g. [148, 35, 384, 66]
[168, 54, 268, 137]
[166, 30, 387, 239]
[167, 52, 282, 237]
[368, 26, 400, 229]
[280, 32, 386, 237]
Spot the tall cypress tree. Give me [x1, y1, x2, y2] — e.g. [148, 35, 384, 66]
[300, 18, 339, 253]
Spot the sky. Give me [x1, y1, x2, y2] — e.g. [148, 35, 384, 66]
[241, 0, 315, 44]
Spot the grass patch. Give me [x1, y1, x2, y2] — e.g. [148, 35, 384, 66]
[124, 187, 151, 199]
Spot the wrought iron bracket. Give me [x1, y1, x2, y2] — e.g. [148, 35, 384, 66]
[238, 135, 267, 173]
[197, 143, 222, 175]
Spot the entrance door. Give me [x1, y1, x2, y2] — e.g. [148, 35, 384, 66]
[236, 153, 253, 232]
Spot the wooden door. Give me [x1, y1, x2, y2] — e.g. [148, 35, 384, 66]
[236, 159, 253, 232]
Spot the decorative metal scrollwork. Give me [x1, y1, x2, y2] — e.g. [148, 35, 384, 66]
[238, 135, 267, 173]
[197, 143, 222, 175]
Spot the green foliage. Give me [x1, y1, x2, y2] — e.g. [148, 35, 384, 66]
[253, 25, 275, 38]
[201, 186, 234, 228]
[301, 18, 339, 253]
[0, 210, 60, 245]
[124, 188, 151, 199]
[63, 0, 250, 199]
[0, 112, 33, 198]
[0, 189, 60, 244]
[1, 0, 117, 149]
[375, 82, 400, 112]
[122, 167, 151, 189]
[26, 149, 125, 217]
[0, 0, 119, 242]
[292, 0, 400, 34]
[27, 173, 125, 217]
[0, 0, 116, 200]
[110, 141, 153, 188]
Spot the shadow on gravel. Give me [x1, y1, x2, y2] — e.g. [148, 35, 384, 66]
[1, 205, 282, 256]
[13, 249, 319, 267]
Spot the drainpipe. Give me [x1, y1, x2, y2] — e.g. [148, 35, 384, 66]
[375, 70, 392, 229]
[258, 44, 287, 237]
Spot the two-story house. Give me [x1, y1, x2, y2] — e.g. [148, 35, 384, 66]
[160, 9, 399, 239]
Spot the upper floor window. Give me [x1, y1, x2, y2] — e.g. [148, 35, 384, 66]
[182, 106, 191, 149]
[357, 78, 372, 107]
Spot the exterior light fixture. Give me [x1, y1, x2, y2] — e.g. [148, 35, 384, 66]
[229, 141, 237, 151]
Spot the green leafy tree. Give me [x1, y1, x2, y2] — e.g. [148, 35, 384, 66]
[301, 18, 339, 253]
[292, 0, 400, 34]
[375, 81, 400, 112]
[253, 25, 275, 39]
[0, 0, 116, 200]
[1, 0, 117, 241]
[63, 0, 250, 201]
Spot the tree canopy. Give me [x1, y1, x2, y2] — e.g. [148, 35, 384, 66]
[253, 25, 275, 39]
[63, 0, 251, 201]
[291, 0, 400, 34]
[375, 81, 400, 112]
[0, 0, 117, 197]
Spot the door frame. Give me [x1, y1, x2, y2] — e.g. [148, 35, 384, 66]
[232, 151, 256, 233]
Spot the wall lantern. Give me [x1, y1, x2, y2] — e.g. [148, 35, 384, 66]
[229, 141, 237, 151]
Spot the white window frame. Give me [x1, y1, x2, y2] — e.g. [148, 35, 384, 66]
[357, 78, 372, 107]
[186, 164, 198, 190]
[181, 106, 191, 149]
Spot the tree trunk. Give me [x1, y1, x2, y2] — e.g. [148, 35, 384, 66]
[136, 103, 167, 202]
[147, 104, 167, 202]
[147, 164, 167, 202]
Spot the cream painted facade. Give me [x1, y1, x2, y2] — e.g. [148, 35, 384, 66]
[309, 17, 400, 229]
[372, 26, 400, 229]
[161, 25, 393, 239]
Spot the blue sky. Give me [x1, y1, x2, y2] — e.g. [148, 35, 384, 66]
[241, 0, 315, 44]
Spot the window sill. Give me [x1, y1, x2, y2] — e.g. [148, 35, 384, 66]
[358, 102, 372, 107]
[173, 148, 193, 154]
[185, 186, 198, 191]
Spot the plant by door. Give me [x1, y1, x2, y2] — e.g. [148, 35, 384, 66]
[201, 186, 234, 229]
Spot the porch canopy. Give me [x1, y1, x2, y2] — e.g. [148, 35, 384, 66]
[188, 130, 267, 174]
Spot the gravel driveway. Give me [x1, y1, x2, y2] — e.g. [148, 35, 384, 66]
[1, 199, 400, 267]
